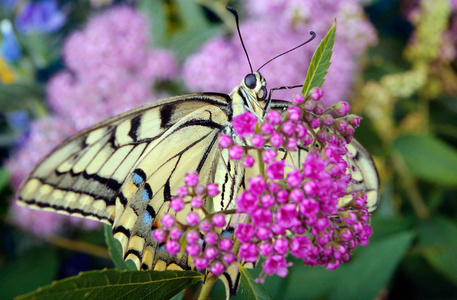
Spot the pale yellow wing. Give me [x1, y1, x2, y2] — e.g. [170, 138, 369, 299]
[18, 93, 232, 224]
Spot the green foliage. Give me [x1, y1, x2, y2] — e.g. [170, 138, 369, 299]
[0, 167, 10, 193]
[137, 0, 223, 62]
[17, 269, 203, 300]
[301, 21, 336, 97]
[393, 135, 457, 186]
[267, 231, 414, 300]
[0, 247, 58, 300]
[104, 224, 137, 271]
[419, 218, 457, 286]
[239, 264, 273, 300]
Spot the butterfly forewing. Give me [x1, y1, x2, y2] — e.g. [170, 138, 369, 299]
[17, 93, 232, 224]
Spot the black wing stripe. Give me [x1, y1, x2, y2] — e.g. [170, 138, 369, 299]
[20, 199, 112, 222]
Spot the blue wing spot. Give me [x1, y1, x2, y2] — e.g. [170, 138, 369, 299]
[143, 210, 153, 226]
[132, 169, 147, 187]
[142, 189, 150, 202]
[141, 183, 153, 202]
[132, 173, 143, 186]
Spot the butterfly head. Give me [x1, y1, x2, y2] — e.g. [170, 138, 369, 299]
[231, 71, 269, 119]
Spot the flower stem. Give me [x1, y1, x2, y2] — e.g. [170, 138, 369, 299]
[197, 274, 218, 300]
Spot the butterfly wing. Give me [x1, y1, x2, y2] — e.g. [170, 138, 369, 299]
[18, 92, 232, 250]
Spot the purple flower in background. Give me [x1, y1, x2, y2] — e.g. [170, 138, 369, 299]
[48, 5, 178, 130]
[1, 20, 21, 62]
[15, 0, 66, 34]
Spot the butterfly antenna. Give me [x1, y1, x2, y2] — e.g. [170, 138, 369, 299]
[257, 31, 317, 72]
[226, 6, 253, 73]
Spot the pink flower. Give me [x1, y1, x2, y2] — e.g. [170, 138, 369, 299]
[191, 197, 203, 209]
[248, 176, 266, 196]
[276, 203, 301, 228]
[166, 240, 180, 255]
[263, 255, 289, 277]
[259, 242, 274, 256]
[206, 183, 220, 197]
[186, 212, 200, 226]
[266, 160, 285, 180]
[287, 169, 303, 188]
[251, 134, 266, 148]
[210, 261, 226, 275]
[229, 145, 244, 160]
[153, 229, 167, 242]
[219, 134, 232, 148]
[239, 242, 259, 262]
[266, 111, 281, 125]
[205, 246, 219, 260]
[194, 257, 209, 270]
[334, 101, 350, 116]
[236, 191, 258, 213]
[185, 173, 199, 187]
[251, 208, 273, 226]
[186, 244, 201, 257]
[263, 149, 277, 163]
[290, 235, 315, 259]
[169, 227, 183, 240]
[162, 213, 176, 228]
[232, 112, 257, 137]
[235, 224, 256, 243]
[273, 238, 289, 255]
[219, 238, 233, 251]
[212, 214, 226, 228]
[270, 132, 284, 148]
[243, 155, 255, 167]
[170, 197, 185, 212]
[199, 219, 212, 232]
[204, 231, 219, 244]
[310, 88, 323, 100]
[223, 252, 236, 264]
[186, 230, 200, 244]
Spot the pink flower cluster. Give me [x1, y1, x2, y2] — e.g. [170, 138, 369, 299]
[152, 174, 236, 275]
[153, 89, 373, 280]
[48, 5, 178, 130]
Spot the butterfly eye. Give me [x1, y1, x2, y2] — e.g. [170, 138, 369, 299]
[258, 86, 267, 101]
[244, 74, 257, 89]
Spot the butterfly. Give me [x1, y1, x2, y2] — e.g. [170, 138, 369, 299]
[16, 6, 380, 299]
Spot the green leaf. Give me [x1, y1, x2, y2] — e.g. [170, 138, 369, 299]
[137, 0, 222, 62]
[16, 269, 204, 300]
[330, 231, 415, 300]
[104, 224, 137, 271]
[0, 167, 10, 193]
[301, 21, 336, 96]
[419, 218, 457, 286]
[281, 231, 414, 300]
[239, 264, 273, 300]
[393, 135, 457, 186]
[0, 247, 58, 300]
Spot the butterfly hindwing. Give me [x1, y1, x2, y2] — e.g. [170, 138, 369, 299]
[270, 100, 380, 212]
[112, 104, 232, 269]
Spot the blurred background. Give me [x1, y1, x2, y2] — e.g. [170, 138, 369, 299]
[0, 0, 456, 299]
